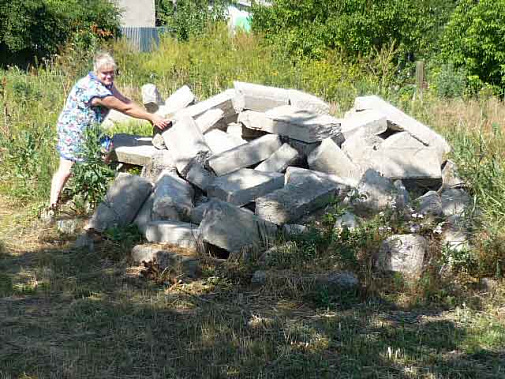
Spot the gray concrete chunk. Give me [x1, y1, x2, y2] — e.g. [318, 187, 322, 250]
[288, 89, 330, 115]
[184, 162, 216, 191]
[134, 193, 154, 234]
[162, 115, 210, 175]
[152, 171, 194, 221]
[352, 169, 396, 214]
[88, 173, 153, 232]
[199, 200, 278, 253]
[206, 134, 282, 176]
[179, 89, 237, 122]
[381, 132, 425, 149]
[233, 81, 290, 112]
[156, 85, 195, 117]
[256, 173, 341, 225]
[204, 129, 246, 155]
[239, 106, 342, 143]
[415, 191, 442, 217]
[145, 220, 200, 249]
[207, 169, 284, 206]
[308, 138, 361, 186]
[255, 143, 300, 173]
[375, 234, 427, 277]
[372, 147, 442, 180]
[341, 109, 388, 139]
[441, 188, 471, 217]
[196, 108, 225, 133]
[285, 167, 354, 189]
[113, 145, 159, 166]
[142, 83, 163, 113]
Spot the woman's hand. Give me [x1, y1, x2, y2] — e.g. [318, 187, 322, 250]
[150, 114, 172, 130]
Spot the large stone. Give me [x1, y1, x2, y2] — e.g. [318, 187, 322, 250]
[207, 169, 284, 206]
[284, 167, 354, 189]
[145, 220, 200, 249]
[288, 89, 330, 115]
[233, 81, 290, 112]
[415, 191, 442, 217]
[352, 169, 397, 214]
[87, 173, 153, 232]
[354, 95, 450, 158]
[131, 245, 200, 278]
[340, 109, 388, 139]
[162, 115, 210, 175]
[341, 127, 382, 171]
[442, 215, 470, 252]
[308, 138, 361, 186]
[199, 200, 278, 253]
[113, 145, 159, 166]
[441, 188, 471, 217]
[142, 83, 163, 113]
[179, 89, 237, 123]
[189, 199, 212, 225]
[375, 234, 427, 277]
[184, 162, 216, 191]
[441, 160, 466, 190]
[204, 129, 246, 155]
[152, 171, 194, 221]
[156, 85, 196, 117]
[206, 134, 282, 176]
[140, 150, 177, 183]
[255, 143, 300, 173]
[239, 106, 342, 143]
[133, 193, 154, 233]
[381, 131, 426, 149]
[334, 211, 358, 232]
[255, 172, 342, 224]
[195, 108, 225, 133]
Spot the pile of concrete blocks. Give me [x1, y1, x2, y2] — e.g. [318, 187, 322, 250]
[95, 81, 471, 277]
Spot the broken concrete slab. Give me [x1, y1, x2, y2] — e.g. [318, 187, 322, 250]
[441, 188, 471, 217]
[288, 89, 330, 115]
[195, 108, 225, 133]
[179, 89, 237, 124]
[233, 81, 290, 113]
[415, 191, 442, 218]
[145, 220, 200, 249]
[285, 167, 355, 189]
[340, 109, 388, 139]
[152, 170, 194, 221]
[142, 83, 163, 113]
[131, 244, 200, 277]
[341, 127, 382, 171]
[375, 234, 427, 277]
[199, 200, 278, 253]
[334, 211, 358, 232]
[152, 133, 166, 150]
[372, 147, 442, 180]
[156, 85, 195, 117]
[440, 160, 466, 190]
[354, 95, 450, 158]
[239, 106, 342, 143]
[255, 143, 300, 173]
[286, 138, 320, 158]
[113, 145, 159, 166]
[87, 173, 153, 232]
[207, 169, 284, 206]
[206, 134, 282, 176]
[140, 150, 177, 183]
[381, 131, 426, 149]
[189, 199, 212, 225]
[162, 115, 211, 175]
[442, 215, 470, 253]
[351, 169, 397, 214]
[204, 129, 246, 155]
[256, 172, 343, 224]
[308, 138, 361, 186]
[184, 162, 216, 192]
[133, 193, 154, 234]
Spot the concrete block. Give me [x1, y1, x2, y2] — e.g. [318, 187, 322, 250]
[140, 150, 177, 183]
[88, 173, 153, 232]
[239, 106, 342, 143]
[145, 220, 200, 249]
[162, 115, 210, 175]
[255, 173, 341, 224]
[341, 127, 382, 171]
[207, 169, 284, 206]
[372, 147, 442, 180]
[340, 109, 388, 139]
[375, 234, 427, 277]
[199, 200, 278, 253]
[189, 200, 212, 225]
[308, 138, 361, 186]
[196, 108, 225, 133]
[415, 191, 442, 217]
[441, 160, 466, 190]
[354, 95, 450, 158]
[288, 89, 330, 115]
[233, 81, 289, 112]
[134, 193, 154, 233]
[255, 143, 300, 173]
[179, 89, 237, 122]
[113, 145, 159, 166]
[142, 83, 163, 113]
[156, 85, 195, 117]
[441, 188, 471, 217]
[352, 169, 396, 214]
[206, 134, 282, 176]
[184, 162, 216, 191]
[204, 129, 246, 155]
[381, 131, 425, 149]
[286, 138, 320, 157]
[152, 133, 166, 150]
[152, 170, 194, 221]
[285, 167, 354, 189]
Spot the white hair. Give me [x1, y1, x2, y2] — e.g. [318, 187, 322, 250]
[93, 52, 117, 72]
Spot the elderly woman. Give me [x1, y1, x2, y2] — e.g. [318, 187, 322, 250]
[49, 52, 171, 210]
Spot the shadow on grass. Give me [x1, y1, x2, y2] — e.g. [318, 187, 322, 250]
[0, 242, 504, 378]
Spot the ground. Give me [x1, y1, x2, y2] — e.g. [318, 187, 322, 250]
[0, 194, 504, 378]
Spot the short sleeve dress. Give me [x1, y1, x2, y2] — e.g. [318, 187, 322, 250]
[56, 72, 113, 162]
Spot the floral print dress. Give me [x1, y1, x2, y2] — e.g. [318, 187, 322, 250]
[56, 72, 113, 161]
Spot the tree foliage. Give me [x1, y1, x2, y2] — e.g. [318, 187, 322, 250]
[0, 0, 120, 67]
[251, 0, 456, 62]
[440, 0, 505, 94]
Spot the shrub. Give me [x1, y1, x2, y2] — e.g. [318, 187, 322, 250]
[440, 0, 505, 95]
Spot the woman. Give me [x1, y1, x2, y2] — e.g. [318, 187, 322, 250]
[48, 52, 171, 211]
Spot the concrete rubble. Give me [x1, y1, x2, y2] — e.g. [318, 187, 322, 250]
[83, 82, 471, 278]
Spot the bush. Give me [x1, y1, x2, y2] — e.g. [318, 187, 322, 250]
[440, 0, 505, 95]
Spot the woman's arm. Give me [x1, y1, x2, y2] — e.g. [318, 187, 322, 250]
[91, 95, 171, 130]
[110, 85, 132, 104]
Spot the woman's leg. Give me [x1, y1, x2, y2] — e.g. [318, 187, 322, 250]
[49, 157, 74, 207]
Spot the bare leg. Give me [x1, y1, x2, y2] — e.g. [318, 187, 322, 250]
[49, 157, 74, 207]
